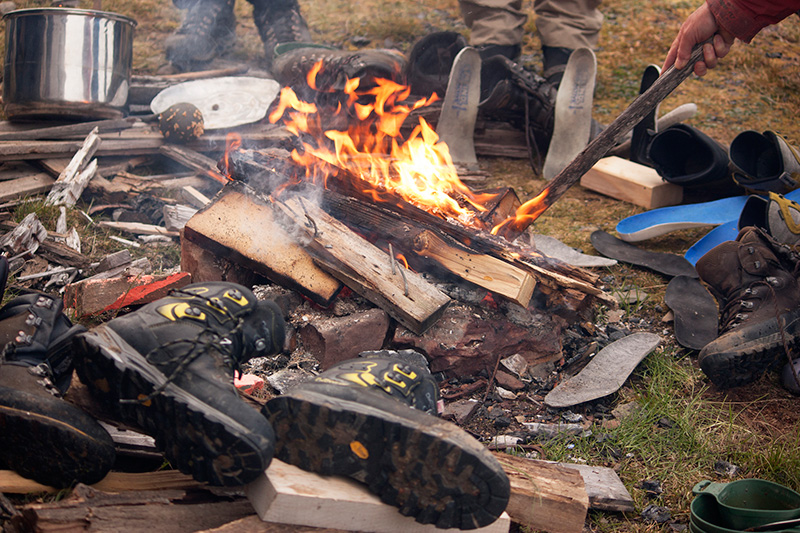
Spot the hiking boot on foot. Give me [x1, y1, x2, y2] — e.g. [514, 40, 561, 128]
[696, 227, 800, 389]
[75, 282, 286, 486]
[404, 31, 468, 98]
[542, 45, 572, 88]
[252, 0, 312, 72]
[478, 55, 557, 168]
[262, 356, 510, 530]
[730, 130, 800, 194]
[0, 292, 115, 488]
[271, 46, 407, 102]
[165, 0, 236, 70]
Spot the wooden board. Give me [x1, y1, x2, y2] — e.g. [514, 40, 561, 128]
[246, 459, 510, 533]
[556, 462, 635, 512]
[580, 156, 683, 209]
[492, 453, 588, 533]
[181, 184, 342, 306]
[0, 173, 55, 202]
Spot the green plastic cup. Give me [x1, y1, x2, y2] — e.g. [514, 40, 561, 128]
[692, 480, 800, 531]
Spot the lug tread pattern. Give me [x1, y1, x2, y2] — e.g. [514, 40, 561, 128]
[76, 329, 270, 487]
[263, 393, 509, 530]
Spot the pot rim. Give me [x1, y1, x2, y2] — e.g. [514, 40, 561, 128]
[3, 7, 137, 26]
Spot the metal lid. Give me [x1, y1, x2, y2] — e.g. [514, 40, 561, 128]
[150, 77, 281, 130]
[3, 7, 137, 26]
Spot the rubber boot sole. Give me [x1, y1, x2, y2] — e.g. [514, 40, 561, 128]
[75, 325, 274, 487]
[698, 310, 800, 388]
[0, 386, 115, 488]
[262, 388, 510, 530]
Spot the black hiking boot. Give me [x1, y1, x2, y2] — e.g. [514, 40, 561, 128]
[74, 282, 286, 486]
[252, 0, 312, 72]
[165, 0, 236, 70]
[696, 227, 800, 388]
[262, 356, 510, 530]
[404, 31, 468, 98]
[541, 45, 572, 88]
[0, 291, 115, 488]
[271, 46, 407, 102]
[478, 55, 557, 167]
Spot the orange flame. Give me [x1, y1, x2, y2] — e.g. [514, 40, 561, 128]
[220, 133, 243, 179]
[491, 188, 550, 235]
[268, 62, 493, 228]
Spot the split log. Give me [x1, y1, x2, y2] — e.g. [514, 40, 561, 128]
[492, 452, 588, 533]
[0, 212, 47, 254]
[163, 203, 198, 231]
[412, 230, 535, 307]
[393, 304, 563, 377]
[45, 127, 101, 207]
[181, 184, 342, 306]
[273, 194, 452, 334]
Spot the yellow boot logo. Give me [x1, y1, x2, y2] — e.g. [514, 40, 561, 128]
[156, 302, 206, 322]
[336, 362, 418, 397]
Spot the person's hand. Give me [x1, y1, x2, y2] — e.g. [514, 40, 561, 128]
[663, 2, 735, 76]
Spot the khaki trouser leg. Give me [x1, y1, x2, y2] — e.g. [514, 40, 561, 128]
[459, 0, 602, 49]
[534, 0, 603, 49]
[459, 0, 527, 47]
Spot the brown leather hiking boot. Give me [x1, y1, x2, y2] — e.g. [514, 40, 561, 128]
[252, 0, 312, 72]
[478, 55, 557, 167]
[696, 226, 800, 389]
[165, 0, 236, 69]
[0, 292, 115, 488]
[262, 355, 510, 530]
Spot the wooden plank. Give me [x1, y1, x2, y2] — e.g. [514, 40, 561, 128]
[246, 459, 510, 533]
[182, 185, 342, 306]
[0, 173, 55, 202]
[98, 221, 180, 237]
[413, 229, 535, 306]
[492, 452, 588, 533]
[9, 484, 255, 532]
[580, 156, 683, 209]
[556, 462, 635, 512]
[274, 195, 452, 334]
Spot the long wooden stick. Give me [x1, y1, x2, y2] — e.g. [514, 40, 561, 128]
[500, 41, 709, 236]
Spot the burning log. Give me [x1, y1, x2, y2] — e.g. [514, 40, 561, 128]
[181, 183, 342, 306]
[272, 194, 451, 335]
[412, 229, 535, 307]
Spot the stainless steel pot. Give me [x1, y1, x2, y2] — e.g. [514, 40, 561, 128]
[3, 8, 136, 121]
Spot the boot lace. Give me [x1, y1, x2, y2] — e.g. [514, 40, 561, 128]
[121, 288, 246, 406]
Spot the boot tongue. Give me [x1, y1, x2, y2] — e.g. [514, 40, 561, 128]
[696, 241, 744, 298]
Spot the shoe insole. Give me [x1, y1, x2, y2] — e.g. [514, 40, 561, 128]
[684, 219, 738, 265]
[542, 47, 596, 181]
[615, 195, 749, 242]
[591, 230, 698, 278]
[617, 187, 800, 243]
[435, 47, 480, 167]
[664, 275, 718, 350]
[544, 332, 661, 407]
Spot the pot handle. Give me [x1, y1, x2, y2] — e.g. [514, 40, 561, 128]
[692, 480, 724, 496]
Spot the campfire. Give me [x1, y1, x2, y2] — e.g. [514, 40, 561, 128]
[179, 60, 614, 377]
